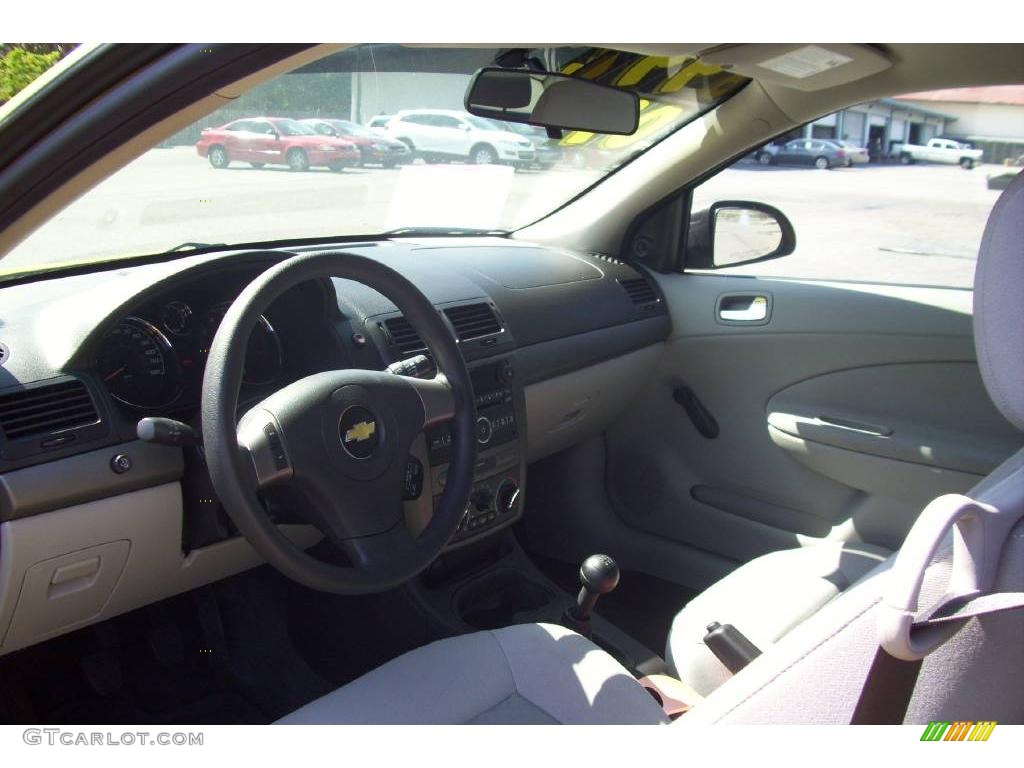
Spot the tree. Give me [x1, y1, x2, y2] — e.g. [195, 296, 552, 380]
[0, 44, 75, 105]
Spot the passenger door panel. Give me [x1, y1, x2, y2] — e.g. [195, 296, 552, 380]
[603, 273, 1021, 577]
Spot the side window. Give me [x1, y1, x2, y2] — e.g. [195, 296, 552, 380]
[687, 88, 1014, 289]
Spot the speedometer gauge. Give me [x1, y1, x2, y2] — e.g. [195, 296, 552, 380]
[96, 317, 180, 408]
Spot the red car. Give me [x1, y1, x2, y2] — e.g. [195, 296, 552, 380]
[195, 117, 360, 172]
[300, 118, 413, 168]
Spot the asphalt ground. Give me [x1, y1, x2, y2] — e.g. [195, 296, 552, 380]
[695, 158, 1007, 288]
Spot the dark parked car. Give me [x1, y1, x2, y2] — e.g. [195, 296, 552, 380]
[300, 118, 412, 168]
[757, 138, 853, 170]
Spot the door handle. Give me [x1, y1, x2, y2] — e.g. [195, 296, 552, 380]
[716, 293, 771, 325]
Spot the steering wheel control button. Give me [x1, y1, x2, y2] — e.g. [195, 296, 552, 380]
[263, 423, 288, 471]
[403, 455, 424, 500]
[339, 405, 380, 460]
[110, 453, 132, 474]
[237, 409, 292, 488]
[475, 415, 493, 445]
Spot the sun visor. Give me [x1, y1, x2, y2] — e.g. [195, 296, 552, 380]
[698, 44, 893, 92]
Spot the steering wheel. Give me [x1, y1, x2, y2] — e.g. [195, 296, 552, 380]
[201, 251, 476, 594]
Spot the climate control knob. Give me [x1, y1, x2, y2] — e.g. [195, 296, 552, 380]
[495, 479, 521, 516]
[475, 415, 493, 445]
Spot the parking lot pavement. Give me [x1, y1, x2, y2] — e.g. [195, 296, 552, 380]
[694, 160, 1004, 288]
[3, 147, 602, 272]
[3, 146, 1007, 290]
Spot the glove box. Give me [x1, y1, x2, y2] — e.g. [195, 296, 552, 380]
[1, 540, 130, 650]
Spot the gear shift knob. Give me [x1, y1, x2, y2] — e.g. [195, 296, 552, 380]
[580, 554, 620, 595]
[563, 554, 619, 637]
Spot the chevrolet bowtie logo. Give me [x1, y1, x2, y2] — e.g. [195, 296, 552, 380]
[344, 420, 376, 444]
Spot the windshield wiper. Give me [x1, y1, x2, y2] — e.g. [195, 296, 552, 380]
[382, 227, 509, 238]
[163, 241, 227, 253]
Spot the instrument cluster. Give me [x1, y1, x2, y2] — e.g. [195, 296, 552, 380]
[95, 296, 283, 411]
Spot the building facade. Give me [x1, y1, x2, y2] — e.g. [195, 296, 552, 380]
[898, 86, 1024, 164]
[792, 98, 953, 156]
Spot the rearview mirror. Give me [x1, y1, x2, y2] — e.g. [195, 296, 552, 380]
[687, 201, 796, 269]
[465, 67, 640, 136]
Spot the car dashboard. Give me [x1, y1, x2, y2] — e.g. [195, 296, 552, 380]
[0, 237, 668, 655]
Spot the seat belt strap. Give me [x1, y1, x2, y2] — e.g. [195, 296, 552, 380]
[852, 591, 1024, 724]
[850, 649, 922, 725]
[916, 590, 1024, 625]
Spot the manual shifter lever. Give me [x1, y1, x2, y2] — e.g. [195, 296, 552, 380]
[562, 554, 620, 637]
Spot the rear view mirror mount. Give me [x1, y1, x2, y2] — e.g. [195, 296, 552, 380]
[465, 67, 640, 136]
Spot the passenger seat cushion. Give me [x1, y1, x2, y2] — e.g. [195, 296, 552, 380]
[276, 622, 668, 725]
[666, 542, 889, 696]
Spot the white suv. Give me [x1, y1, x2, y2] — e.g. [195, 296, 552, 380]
[380, 109, 536, 166]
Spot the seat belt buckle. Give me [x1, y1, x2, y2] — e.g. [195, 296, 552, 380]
[702, 621, 762, 673]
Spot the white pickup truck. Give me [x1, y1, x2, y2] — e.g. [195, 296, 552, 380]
[895, 138, 984, 169]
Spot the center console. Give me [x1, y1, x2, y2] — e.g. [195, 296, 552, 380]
[425, 355, 526, 547]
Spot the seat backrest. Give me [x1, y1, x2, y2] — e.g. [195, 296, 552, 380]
[683, 170, 1024, 725]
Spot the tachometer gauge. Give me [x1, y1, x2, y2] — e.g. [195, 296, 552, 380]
[96, 317, 180, 408]
[160, 300, 194, 336]
[201, 302, 283, 386]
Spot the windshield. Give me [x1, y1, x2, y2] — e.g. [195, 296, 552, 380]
[333, 120, 374, 136]
[274, 118, 317, 136]
[503, 122, 545, 137]
[463, 114, 501, 131]
[2, 45, 748, 278]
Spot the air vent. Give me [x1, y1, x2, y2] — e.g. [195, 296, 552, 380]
[382, 316, 426, 356]
[618, 277, 660, 311]
[0, 379, 99, 441]
[444, 303, 502, 341]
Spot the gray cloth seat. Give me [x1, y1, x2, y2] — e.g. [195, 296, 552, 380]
[277, 622, 668, 725]
[666, 541, 889, 696]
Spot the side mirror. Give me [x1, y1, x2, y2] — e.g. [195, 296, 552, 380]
[687, 201, 796, 269]
[465, 67, 639, 136]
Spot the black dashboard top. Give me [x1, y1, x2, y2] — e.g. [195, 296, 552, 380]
[0, 237, 668, 472]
